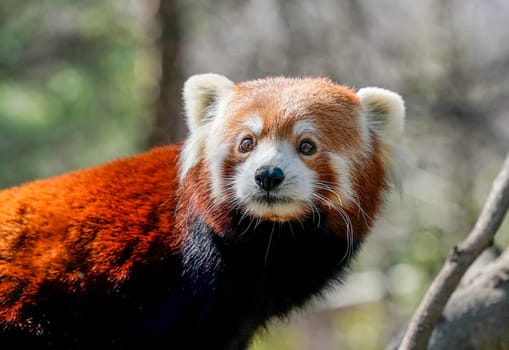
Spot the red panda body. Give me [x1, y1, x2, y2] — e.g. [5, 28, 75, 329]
[0, 74, 405, 349]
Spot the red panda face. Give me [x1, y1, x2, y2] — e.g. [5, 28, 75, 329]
[180, 74, 405, 223]
[217, 79, 364, 221]
[230, 116, 322, 221]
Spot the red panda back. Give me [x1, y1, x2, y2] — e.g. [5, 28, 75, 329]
[0, 145, 181, 327]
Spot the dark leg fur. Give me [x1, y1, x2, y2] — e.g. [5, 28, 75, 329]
[0, 216, 360, 350]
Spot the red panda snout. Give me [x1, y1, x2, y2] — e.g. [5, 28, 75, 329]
[253, 166, 285, 192]
[233, 138, 318, 221]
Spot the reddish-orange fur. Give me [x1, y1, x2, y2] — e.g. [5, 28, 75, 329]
[0, 76, 401, 348]
[223, 78, 363, 155]
[0, 146, 180, 328]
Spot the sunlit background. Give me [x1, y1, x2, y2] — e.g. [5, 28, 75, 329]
[1, 1, 508, 349]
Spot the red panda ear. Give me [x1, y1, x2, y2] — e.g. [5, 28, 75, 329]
[183, 73, 234, 132]
[357, 87, 406, 189]
[179, 74, 234, 180]
[357, 87, 405, 141]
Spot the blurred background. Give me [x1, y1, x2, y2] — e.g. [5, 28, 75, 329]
[1, 0, 508, 349]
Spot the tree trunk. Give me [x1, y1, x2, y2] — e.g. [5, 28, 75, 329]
[148, 0, 186, 148]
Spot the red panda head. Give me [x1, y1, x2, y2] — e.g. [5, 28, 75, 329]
[179, 74, 405, 224]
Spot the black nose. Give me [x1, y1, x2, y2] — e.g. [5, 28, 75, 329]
[254, 166, 285, 191]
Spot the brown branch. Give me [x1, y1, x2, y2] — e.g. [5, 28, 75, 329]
[398, 151, 509, 350]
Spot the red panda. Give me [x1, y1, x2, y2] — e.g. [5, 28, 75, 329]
[0, 74, 405, 349]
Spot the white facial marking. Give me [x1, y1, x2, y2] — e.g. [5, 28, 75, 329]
[179, 135, 204, 181]
[327, 153, 354, 205]
[243, 116, 263, 136]
[234, 139, 316, 219]
[207, 143, 231, 199]
[293, 120, 317, 138]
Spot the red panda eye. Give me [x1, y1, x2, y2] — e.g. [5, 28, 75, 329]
[239, 137, 255, 153]
[299, 140, 316, 155]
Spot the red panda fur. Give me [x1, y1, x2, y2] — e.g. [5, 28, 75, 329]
[0, 74, 404, 349]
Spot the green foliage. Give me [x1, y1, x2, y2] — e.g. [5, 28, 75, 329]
[0, 0, 152, 187]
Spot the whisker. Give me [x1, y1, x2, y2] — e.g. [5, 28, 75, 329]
[239, 216, 255, 237]
[288, 221, 296, 240]
[311, 191, 354, 265]
[264, 222, 276, 266]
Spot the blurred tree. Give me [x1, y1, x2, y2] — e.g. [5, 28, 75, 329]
[0, 0, 152, 187]
[147, 0, 186, 147]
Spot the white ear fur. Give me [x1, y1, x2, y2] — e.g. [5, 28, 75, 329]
[357, 87, 406, 189]
[183, 73, 234, 132]
[357, 87, 405, 141]
[179, 73, 234, 181]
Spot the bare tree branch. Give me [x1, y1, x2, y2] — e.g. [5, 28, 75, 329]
[398, 152, 509, 350]
[428, 248, 509, 349]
